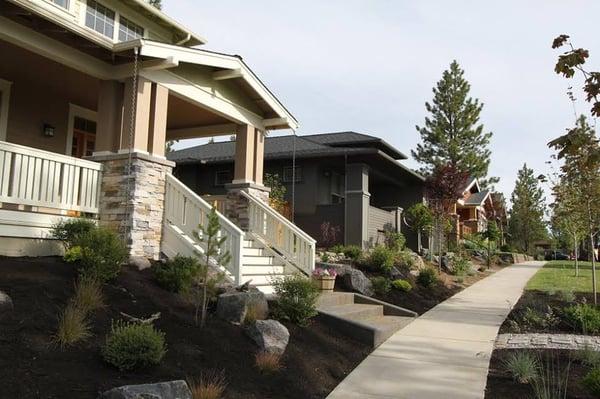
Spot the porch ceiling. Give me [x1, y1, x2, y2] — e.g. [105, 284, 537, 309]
[166, 94, 235, 140]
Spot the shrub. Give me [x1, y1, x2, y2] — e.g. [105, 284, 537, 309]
[152, 256, 200, 293]
[503, 351, 538, 384]
[102, 321, 166, 371]
[392, 279, 412, 292]
[451, 255, 471, 277]
[71, 276, 104, 314]
[343, 245, 363, 261]
[51, 218, 96, 250]
[255, 351, 282, 374]
[64, 246, 83, 263]
[583, 367, 600, 396]
[330, 244, 345, 254]
[272, 274, 319, 326]
[416, 268, 438, 288]
[556, 290, 576, 303]
[371, 276, 391, 296]
[368, 246, 395, 273]
[563, 303, 600, 334]
[384, 231, 406, 252]
[395, 251, 415, 270]
[54, 303, 91, 349]
[320, 253, 331, 263]
[576, 345, 600, 368]
[77, 227, 128, 283]
[187, 371, 227, 399]
[520, 306, 559, 331]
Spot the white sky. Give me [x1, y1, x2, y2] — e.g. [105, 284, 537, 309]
[164, 0, 600, 200]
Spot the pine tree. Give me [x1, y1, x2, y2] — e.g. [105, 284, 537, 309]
[508, 164, 547, 253]
[413, 61, 497, 188]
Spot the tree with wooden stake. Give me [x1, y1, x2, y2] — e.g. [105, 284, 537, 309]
[192, 208, 230, 327]
[481, 220, 501, 269]
[404, 203, 433, 256]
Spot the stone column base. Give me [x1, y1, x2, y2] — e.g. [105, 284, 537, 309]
[224, 182, 270, 231]
[88, 152, 174, 262]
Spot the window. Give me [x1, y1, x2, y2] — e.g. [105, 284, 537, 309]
[215, 171, 232, 186]
[51, 0, 69, 8]
[283, 166, 302, 183]
[119, 16, 144, 42]
[85, 0, 115, 39]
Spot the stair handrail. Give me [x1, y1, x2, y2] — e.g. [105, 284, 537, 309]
[164, 174, 244, 284]
[240, 191, 316, 276]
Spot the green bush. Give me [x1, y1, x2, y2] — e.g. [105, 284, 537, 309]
[583, 367, 600, 396]
[152, 256, 200, 293]
[395, 251, 415, 270]
[563, 303, 600, 334]
[368, 246, 395, 273]
[63, 246, 83, 263]
[392, 279, 412, 292]
[102, 321, 166, 371]
[343, 245, 363, 261]
[502, 351, 538, 384]
[576, 345, 600, 368]
[416, 268, 438, 288]
[384, 231, 406, 252]
[330, 244, 345, 254]
[272, 274, 319, 326]
[371, 276, 391, 296]
[51, 218, 96, 250]
[77, 227, 128, 283]
[451, 256, 471, 277]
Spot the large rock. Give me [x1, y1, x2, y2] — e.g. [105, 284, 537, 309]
[245, 319, 289, 355]
[216, 290, 268, 324]
[389, 266, 406, 280]
[99, 380, 192, 399]
[409, 253, 425, 270]
[0, 291, 13, 318]
[341, 268, 373, 296]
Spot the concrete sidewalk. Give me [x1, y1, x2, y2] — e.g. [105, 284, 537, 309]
[327, 261, 545, 399]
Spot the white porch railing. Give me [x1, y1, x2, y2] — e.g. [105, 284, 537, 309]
[242, 191, 316, 276]
[0, 140, 102, 214]
[164, 174, 244, 284]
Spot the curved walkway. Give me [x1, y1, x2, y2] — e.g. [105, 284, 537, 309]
[327, 261, 545, 399]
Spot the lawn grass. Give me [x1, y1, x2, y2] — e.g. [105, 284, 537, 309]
[526, 260, 600, 293]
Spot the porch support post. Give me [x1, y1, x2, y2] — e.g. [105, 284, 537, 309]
[253, 129, 265, 185]
[96, 80, 124, 153]
[147, 83, 169, 158]
[233, 124, 256, 184]
[121, 76, 152, 153]
[345, 163, 370, 249]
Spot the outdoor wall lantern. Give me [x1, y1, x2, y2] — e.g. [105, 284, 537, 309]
[43, 123, 55, 137]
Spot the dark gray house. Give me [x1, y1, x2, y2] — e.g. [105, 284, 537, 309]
[169, 132, 425, 250]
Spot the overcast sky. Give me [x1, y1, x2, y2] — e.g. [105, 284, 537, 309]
[165, 0, 600, 200]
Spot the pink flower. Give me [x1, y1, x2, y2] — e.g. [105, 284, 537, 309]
[312, 267, 337, 278]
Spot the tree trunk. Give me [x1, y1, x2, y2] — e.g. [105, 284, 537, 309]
[574, 235, 579, 278]
[591, 232, 597, 305]
[437, 218, 443, 272]
[417, 230, 422, 255]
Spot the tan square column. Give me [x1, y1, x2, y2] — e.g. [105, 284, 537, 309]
[96, 80, 124, 154]
[233, 124, 256, 184]
[253, 130, 265, 185]
[121, 76, 152, 153]
[148, 83, 169, 158]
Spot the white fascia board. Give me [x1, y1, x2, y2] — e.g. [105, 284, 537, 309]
[141, 69, 266, 131]
[139, 41, 299, 130]
[0, 15, 113, 79]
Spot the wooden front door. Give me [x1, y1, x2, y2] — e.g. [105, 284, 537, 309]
[71, 116, 96, 158]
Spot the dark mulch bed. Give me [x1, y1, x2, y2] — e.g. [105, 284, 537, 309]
[0, 257, 370, 399]
[499, 290, 596, 335]
[485, 349, 594, 399]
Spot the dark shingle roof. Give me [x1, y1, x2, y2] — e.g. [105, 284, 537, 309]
[168, 131, 407, 164]
[464, 190, 490, 206]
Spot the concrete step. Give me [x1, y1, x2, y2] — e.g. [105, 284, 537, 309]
[318, 303, 384, 321]
[242, 264, 285, 275]
[316, 292, 355, 307]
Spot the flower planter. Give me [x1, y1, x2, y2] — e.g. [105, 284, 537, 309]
[314, 275, 336, 291]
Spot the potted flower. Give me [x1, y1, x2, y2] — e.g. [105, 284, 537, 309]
[312, 267, 337, 291]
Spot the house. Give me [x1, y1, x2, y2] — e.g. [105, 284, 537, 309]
[454, 177, 494, 240]
[169, 132, 426, 250]
[0, 0, 314, 293]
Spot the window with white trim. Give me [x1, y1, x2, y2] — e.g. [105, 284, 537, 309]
[51, 0, 69, 9]
[119, 16, 144, 42]
[283, 166, 302, 183]
[85, 0, 115, 39]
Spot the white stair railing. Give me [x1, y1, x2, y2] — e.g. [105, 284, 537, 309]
[0, 140, 102, 214]
[242, 191, 316, 276]
[164, 174, 244, 284]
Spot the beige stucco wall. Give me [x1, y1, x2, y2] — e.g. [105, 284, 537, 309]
[0, 39, 99, 155]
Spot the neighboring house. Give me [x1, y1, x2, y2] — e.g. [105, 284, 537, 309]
[454, 177, 494, 240]
[0, 0, 313, 293]
[169, 132, 426, 250]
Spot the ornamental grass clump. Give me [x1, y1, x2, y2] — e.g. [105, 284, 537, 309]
[254, 351, 283, 374]
[416, 267, 438, 288]
[272, 274, 319, 326]
[503, 351, 539, 384]
[583, 367, 600, 397]
[54, 303, 92, 349]
[187, 371, 227, 399]
[71, 276, 105, 315]
[102, 321, 166, 371]
[370, 276, 391, 296]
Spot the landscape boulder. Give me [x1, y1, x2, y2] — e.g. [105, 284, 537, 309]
[98, 380, 192, 399]
[216, 290, 268, 324]
[130, 256, 151, 271]
[245, 319, 289, 355]
[409, 253, 426, 270]
[341, 268, 374, 296]
[0, 290, 13, 318]
[389, 266, 406, 280]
